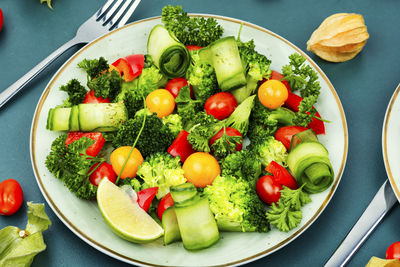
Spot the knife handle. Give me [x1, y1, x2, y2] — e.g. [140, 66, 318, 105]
[325, 180, 397, 267]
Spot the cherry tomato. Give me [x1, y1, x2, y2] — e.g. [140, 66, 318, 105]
[270, 70, 291, 93]
[110, 146, 144, 179]
[209, 127, 243, 152]
[258, 79, 289, 110]
[157, 192, 174, 220]
[186, 45, 202, 51]
[65, 132, 105, 157]
[165, 77, 194, 99]
[265, 161, 298, 190]
[205, 92, 238, 120]
[275, 126, 308, 150]
[386, 242, 400, 260]
[83, 90, 110, 104]
[0, 179, 23, 216]
[182, 152, 221, 188]
[0, 8, 3, 32]
[145, 89, 175, 118]
[89, 162, 117, 186]
[137, 187, 158, 212]
[256, 175, 282, 205]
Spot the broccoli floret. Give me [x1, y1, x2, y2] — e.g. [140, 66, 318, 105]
[87, 70, 122, 102]
[112, 114, 174, 158]
[161, 5, 223, 46]
[78, 57, 109, 79]
[116, 63, 168, 117]
[231, 38, 272, 103]
[221, 150, 262, 186]
[175, 85, 203, 130]
[59, 79, 87, 106]
[186, 50, 219, 103]
[247, 98, 295, 141]
[225, 95, 256, 136]
[187, 112, 224, 153]
[162, 114, 183, 137]
[137, 152, 186, 199]
[248, 135, 288, 167]
[45, 135, 100, 200]
[204, 175, 269, 232]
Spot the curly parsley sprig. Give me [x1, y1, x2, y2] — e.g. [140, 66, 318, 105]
[266, 185, 311, 232]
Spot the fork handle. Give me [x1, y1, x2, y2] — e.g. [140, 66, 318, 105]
[0, 37, 82, 108]
[325, 180, 397, 267]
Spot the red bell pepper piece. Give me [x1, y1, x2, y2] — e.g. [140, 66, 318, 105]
[157, 192, 174, 220]
[167, 130, 196, 162]
[284, 93, 325, 135]
[112, 54, 144, 82]
[137, 187, 158, 212]
[65, 132, 106, 157]
[186, 45, 203, 51]
[83, 90, 110, 104]
[266, 161, 298, 190]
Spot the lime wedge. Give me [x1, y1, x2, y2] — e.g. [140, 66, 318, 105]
[97, 179, 164, 243]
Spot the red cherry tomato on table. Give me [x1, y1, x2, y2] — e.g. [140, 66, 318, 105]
[275, 126, 308, 150]
[137, 187, 158, 213]
[89, 162, 117, 187]
[209, 127, 243, 152]
[265, 161, 298, 190]
[157, 192, 174, 220]
[0, 8, 3, 32]
[83, 90, 110, 104]
[165, 77, 194, 99]
[256, 175, 282, 205]
[0, 179, 23, 216]
[386, 242, 400, 260]
[205, 92, 238, 120]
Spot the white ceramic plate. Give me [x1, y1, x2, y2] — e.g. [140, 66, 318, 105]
[30, 15, 348, 266]
[383, 84, 400, 201]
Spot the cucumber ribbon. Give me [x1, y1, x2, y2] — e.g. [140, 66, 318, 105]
[287, 141, 334, 193]
[147, 25, 190, 78]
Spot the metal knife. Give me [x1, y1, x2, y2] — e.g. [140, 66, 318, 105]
[325, 180, 397, 267]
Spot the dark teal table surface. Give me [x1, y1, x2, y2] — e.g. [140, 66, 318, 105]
[1, 0, 400, 266]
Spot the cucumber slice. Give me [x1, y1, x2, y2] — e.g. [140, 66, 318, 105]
[48, 107, 71, 131]
[289, 129, 318, 151]
[78, 103, 128, 132]
[209, 36, 246, 91]
[46, 108, 55, 130]
[170, 183, 197, 204]
[147, 25, 190, 78]
[287, 141, 334, 193]
[162, 207, 181, 245]
[69, 105, 80, 131]
[173, 195, 219, 250]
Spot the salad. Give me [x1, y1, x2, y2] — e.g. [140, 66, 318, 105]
[44, 5, 334, 251]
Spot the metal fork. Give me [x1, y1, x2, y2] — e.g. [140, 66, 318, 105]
[0, 0, 141, 108]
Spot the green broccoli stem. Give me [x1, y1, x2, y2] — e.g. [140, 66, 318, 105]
[115, 102, 147, 185]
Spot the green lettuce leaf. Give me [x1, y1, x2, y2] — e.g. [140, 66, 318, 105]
[0, 202, 51, 267]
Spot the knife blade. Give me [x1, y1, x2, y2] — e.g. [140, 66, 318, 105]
[325, 180, 397, 267]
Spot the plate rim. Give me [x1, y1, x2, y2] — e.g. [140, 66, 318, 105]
[30, 14, 349, 267]
[382, 83, 400, 202]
